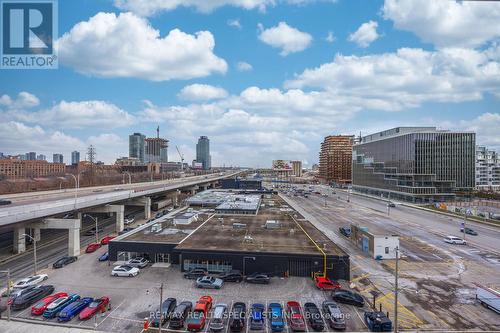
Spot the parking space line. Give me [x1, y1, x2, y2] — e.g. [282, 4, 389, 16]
[351, 306, 367, 329]
[225, 300, 233, 333]
[96, 299, 125, 327]
[281, 300, 289, 333]
[264, 300, 269, 333]
[246, 300, 251, 333]
[351, 273, 370, 283]
[298, 301, 309, 333]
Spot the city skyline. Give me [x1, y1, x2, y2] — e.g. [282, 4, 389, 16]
[0, 0, 499, 167]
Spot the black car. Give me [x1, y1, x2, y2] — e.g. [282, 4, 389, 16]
[183, 268, 207, 279]
[169, 301, 193, 329]
[7, 285, 36, 303]
[218, 270, 243, 282]
[151, 297, 177, 327]
[331, 289, 364, 307]
[245, 273, 270, 284]
[0, 199, 12, 206]
[229, 302, 246, 332]
[460, 227, 478, 236]
[304, 302, 325, 331]
[339, 227, 351, 237]
[85, 226, 104, 236]
[364, 311, 392, 332]
[11, 285, 55, 311]
[53, 256, 78, 269]
[118, 227, 135, 235]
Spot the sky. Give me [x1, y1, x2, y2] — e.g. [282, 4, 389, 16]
[1, 0, 499, 167]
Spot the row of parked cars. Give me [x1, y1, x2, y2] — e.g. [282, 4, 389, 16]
[184, 268, 271, 288]
[146, 294, 363, 332]
[3, 276, 110, 322]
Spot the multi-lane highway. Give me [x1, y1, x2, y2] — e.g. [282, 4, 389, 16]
[280, 184, 500, 331]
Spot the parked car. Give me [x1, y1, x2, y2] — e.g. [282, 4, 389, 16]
[339, 227, 351, 237]
[209, 303, 228, 332]
[196, 276, 224, 289]
[124, 216, 135, 225]
[31, 292, 68, 315]
[7, 285, 36, 304]
[229, 302, 246, 332]
[304, 302, 325, 331]
[443, 235, 467, 245]
[85, 243, 101, 253]
[13, 274, 48, 289]
[43, 294, 80, 319]
[85, 226, 104, 236]
[57, 297, 93, 322]
[155, 212, 164, 218]
[53, 256, 77, 269]
[98, 252, 109, 261]
[364, 311, 392, 332]
[315, 277, 341, 290]
[126, 257, 149, 268]
[331, 289, 364, 307]
[0, 199, 12, 205]
[184, 268, 208, 279]
[218, 270, 243, 282]
[250, 303, 265, 330]
[151, 297, 177, 328]
[11, 285, 55, 311]
[460, 227, 478, 236]
[169, 301, 193, 329]
[111, 265, 140, 277]
[287, 301, 306, 332]
[100, 236, 115, 245]
[186, 296, 212, 331]
[268, 302, 285, 332]
[322, 301, 346, 330]
[245, 273, 270, 284]
[79, 296, 110, 320]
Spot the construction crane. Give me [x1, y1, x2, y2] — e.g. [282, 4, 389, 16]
[176, 145, 184, 171]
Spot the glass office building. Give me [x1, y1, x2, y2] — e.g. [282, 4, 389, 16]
[352, 127, 475, 203]
[196, 136, 211, 170]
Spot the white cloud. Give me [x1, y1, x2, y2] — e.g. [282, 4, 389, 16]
[0, 92, 39, 109]
[286, 45, 500, 111]
[58, 12, 227, 81]
[227, 18, 242, 29]
[348, 20, 379, 48]
[236, 61, 253, 71]
[258, 22, 313, 56]
[325, 31, 335, 43]
[458, 113, 500, 150]
[114, 0, 337, 16]
[382, 0, 500, 48]
[178, 84, 229, 101]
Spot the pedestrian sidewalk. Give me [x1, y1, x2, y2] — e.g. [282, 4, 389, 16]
[0, 319, 107, 333]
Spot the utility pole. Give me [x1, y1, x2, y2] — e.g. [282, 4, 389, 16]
[394, 246, 399, 333]
[159, 283, 163, 333]
[1, 270, 12, 321]
[87, 145, 96, 186]
[22, 234, 37, 275]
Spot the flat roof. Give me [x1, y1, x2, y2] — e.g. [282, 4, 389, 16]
[216, 194, 261, 211]
[177, 196, 346, 256]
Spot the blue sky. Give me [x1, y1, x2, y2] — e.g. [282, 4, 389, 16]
[1, 0, 499, 166]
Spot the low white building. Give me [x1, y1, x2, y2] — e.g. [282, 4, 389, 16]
[173, 211, 199, 225]
[350, 224, 400, 259]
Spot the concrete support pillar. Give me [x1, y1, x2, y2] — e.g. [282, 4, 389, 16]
[144, 197, 151, 220]
[33, 228, 41, 242]
[68, 228, 80, 257]
[13, 226, 26, 254]
[115, 205, 125, 233]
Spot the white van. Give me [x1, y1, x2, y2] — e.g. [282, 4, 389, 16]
[443, 235, 467, 245]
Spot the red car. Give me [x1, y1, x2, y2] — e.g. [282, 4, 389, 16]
[100, 236, 115, 245]
[286, 301, 307, 332]
[315, 276, 341, 290]
[186, 296, 213, 331]
[31, 292, 68, 315]
[85, 243, 101, 253]
[79, 296, 110, 320]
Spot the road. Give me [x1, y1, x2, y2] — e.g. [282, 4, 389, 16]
[278, 184, 500, 331]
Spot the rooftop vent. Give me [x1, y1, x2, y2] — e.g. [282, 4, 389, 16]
[233, 223, 247, 229]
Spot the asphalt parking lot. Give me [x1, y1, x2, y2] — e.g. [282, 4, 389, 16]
[3, 245, 370, 333]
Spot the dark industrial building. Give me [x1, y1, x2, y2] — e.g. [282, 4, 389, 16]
[220, 178, 263, 190]
[109, 194, 350, 280]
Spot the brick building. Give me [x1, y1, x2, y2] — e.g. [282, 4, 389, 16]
[319, 135, 354, 184]
[0, 159, 65, 179]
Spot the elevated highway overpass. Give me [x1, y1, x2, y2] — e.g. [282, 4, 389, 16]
[0, 171, 240, 255]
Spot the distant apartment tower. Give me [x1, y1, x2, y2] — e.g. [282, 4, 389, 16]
[196, 136, 211, 170]
[476, 146, 500, 192]
[352, 127, 475, 203]
[319, 135, 354, 184]
[71, 151, 80, 165]
[36, 154, 46, 161]
[26, 152, 36, 160]
[53, 153, 64, 164]
[291, 160, 303, 177]
[129, 132, 146, 163]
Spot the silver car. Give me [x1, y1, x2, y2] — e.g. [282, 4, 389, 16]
[126, 257, 149, 268]
[196, 276, 224, 289]
[209, 303, 228, 331]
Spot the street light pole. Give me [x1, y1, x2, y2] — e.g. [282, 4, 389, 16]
[66, 174, 78, 210]
[159, 283, 163, 333]
[394, 246, 399, 333]
[22, 234, 37, 275]
[85, 214, 99, 244]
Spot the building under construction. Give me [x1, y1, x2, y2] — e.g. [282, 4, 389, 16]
[319, 135, 354, 185]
